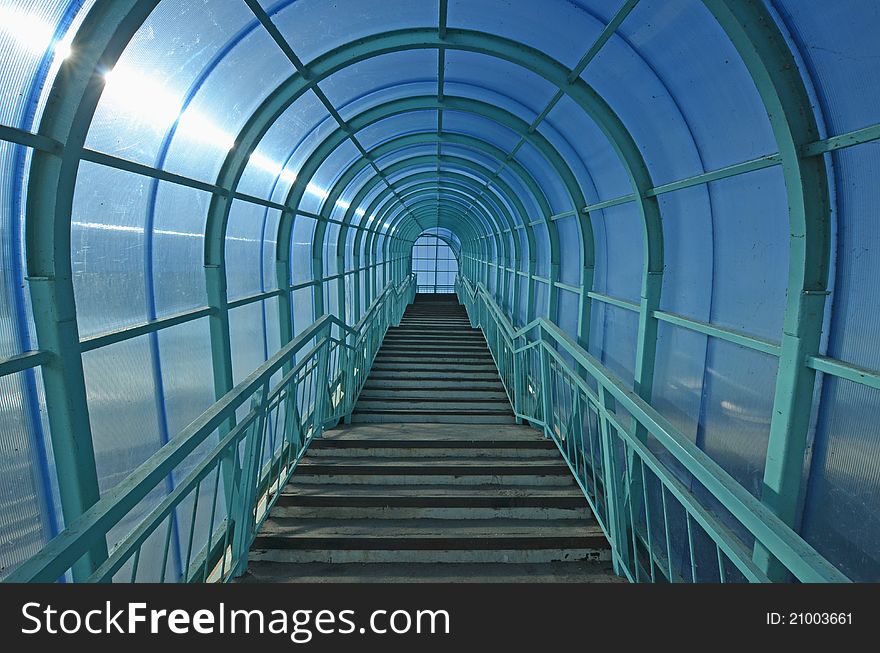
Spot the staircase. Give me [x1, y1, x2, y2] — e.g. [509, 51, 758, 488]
[351, 294, 516, 424]
[242, 294, 617, 582]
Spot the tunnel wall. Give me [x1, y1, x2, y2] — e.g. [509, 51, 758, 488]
[0, 0, 878, 581]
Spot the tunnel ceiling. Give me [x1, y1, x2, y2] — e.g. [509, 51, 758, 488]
[2, 0, 880, 581]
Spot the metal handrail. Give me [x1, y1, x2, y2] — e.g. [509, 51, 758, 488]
[456, 275, 848, 583]
[7, 274, 416, 583]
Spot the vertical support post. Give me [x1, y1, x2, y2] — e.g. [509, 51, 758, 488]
[28, 278, 108, 581]
[539, 334, 554, 440]
[313, 337, 331, 438]
[230, 384, 269, 578]
[598, 386, 630, 577]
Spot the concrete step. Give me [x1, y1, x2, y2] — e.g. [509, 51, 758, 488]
[299, 453, 561, 467]
[318, 423, 542, 441]
[295, 460, 566, 475]
[240, 561, 621, 583]
[358, 388, 508, 400]
[366, 369, 502, 380]
[351, 411, 517, 424]
[291, 464, 569, 485]
[272, 501, 590, 521]
[372, 355, 495, 365]
[363, 378, 504, 390]
[379, 341, 489, 357]
[355, 398, 511, 411]
[250, 517, 609, 564]
[306, 446, 555, 460]
[377, 347, 491, 357]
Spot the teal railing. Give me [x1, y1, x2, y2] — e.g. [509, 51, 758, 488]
[7, 274, 416, 583]
[456, 276, 848, 583]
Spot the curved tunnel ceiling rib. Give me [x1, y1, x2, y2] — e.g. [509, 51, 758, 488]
[9, 0, 876, 581]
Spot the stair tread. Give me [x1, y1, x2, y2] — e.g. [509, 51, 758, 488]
[239, 561, 621, 583]
[297, 454, 562, 466]
[281, 483, 583, 497]
[257, 518, 602, 539]
[322, 423, 540, 438]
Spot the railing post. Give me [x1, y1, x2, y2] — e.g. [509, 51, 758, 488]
[512, 340, 523, 424]
[597, 386, 630, 578]
[230, 384, 269, 578]
[313, 338, 331, 438]
[539, 335, 554, 440]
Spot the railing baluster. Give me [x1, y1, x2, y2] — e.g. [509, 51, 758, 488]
[661, 486, 674, 582]
[640, 460, 656, 582]
[686, 513, 698, 583]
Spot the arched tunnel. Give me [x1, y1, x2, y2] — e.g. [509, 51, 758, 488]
[0, 0, 877, 584]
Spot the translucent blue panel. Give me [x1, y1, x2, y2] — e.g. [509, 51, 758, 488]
[517, 275, 529, 324]
[225, 200, 266, 301]
[652, 321, 708, 443]
[589, 302, 638, 386]
[292, 286, 314, 337]
[265, 296, 282, 359]
[447, 0, 617, 70]
[583, 29, 704, 186]
[87, 0, 255, 167]
[161, 28, 294, 184]
[261, 0, 436, 66]
[556, 288, 580, 338]
[262, 209, 281, 291]
[290, 216, 316, 284]
[443, 50, 555, 119]
[344, 228, 356, 271]
[442, 111, 521, 151]
[533, 279, 549, 318]
[229, 302, 266, 385]
[705, 166, 789, 340]
[82, 335, 161, 494]
[298, 140, 359, 215]
[518, 229, 530, 271]
[802, 377, 880, 581]
[0, 368, 58, 580]
[356, 111, 439, 150]
[71, 161, 149, 338]
[823, 143, 880, 370]
[537, 120, 598, 203]
[440, 142, 503, 173]
[0, 0, 94, 129]
[656, 186, 713, 320]
[775, 0, 880, 135]
[158, 318, 214, 437]
[323, 223, 340, 275]
[594, 202, 643, 302]
[532, 222, 550, 277]
[546, 94, 632, 201]
[514, 140, 570, 213]
[151, 183, 209, 316]
[555, 216, 582, 286]
[237, 90, 327, 199]
[0, 140, 38, 358]
[373, 143, 438, 170]
[321, 50, 436, 119]
[324, 278, 339, 317]
[698, 339, 778, 498]
[621, 0, 777, 170]
[270, 122, 341, 206]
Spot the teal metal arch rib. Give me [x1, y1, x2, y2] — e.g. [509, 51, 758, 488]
[702, 0, 832, 579]
[23, 0, 160, 580]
